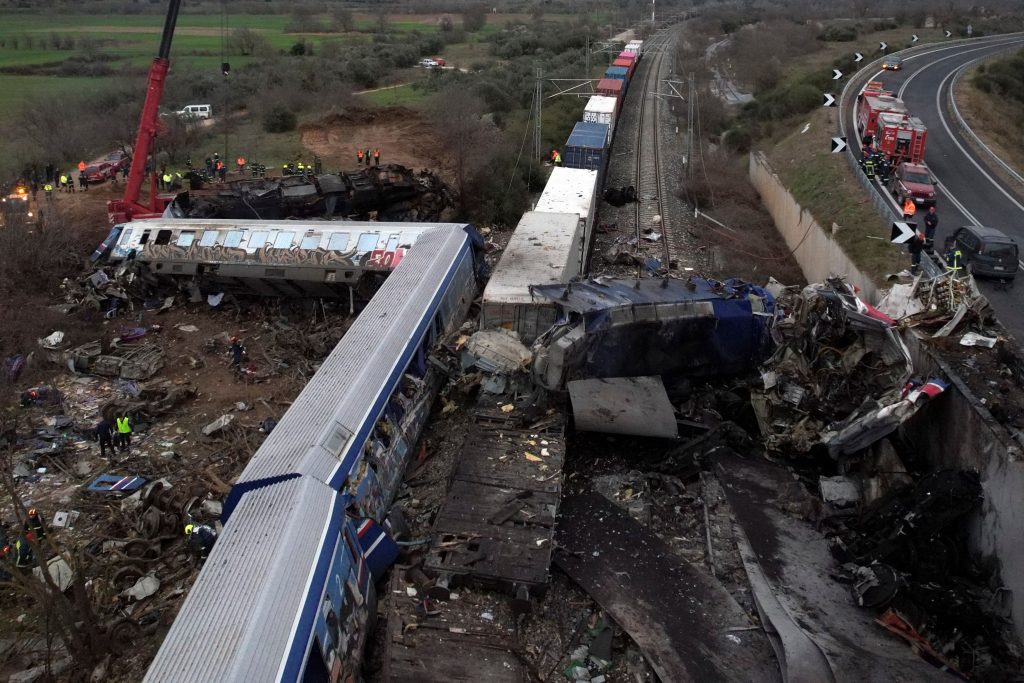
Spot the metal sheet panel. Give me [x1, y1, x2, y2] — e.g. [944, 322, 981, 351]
[144, 477, 340, 683]
[569, 376, 679, 438]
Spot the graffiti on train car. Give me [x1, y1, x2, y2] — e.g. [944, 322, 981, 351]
[140, 242, 408, 270]
[313, 521, 373, 683]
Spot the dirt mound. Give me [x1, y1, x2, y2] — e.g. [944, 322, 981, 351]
[300, 106, 450, 179]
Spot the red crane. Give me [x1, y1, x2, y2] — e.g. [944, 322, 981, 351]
[106, 0, 183, 224]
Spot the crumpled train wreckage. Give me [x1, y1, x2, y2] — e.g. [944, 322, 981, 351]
[512, 273, 1019, 679]
[167, 164, 453, 221]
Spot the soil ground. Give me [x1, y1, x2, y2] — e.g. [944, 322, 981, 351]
[300, 106, 449, 178]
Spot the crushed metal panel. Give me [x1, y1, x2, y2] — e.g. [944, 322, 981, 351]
[569, 376, 678, 438]
[555, 491, 780, 682]
[714, 453, 944, 681]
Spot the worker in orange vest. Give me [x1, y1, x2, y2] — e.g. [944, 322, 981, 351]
[373, 148, 380, 166]
[551, 149, 562, 166]
[902, 198, 916, 221]
[236, 156, 246, 173]
[357, 149, 364, 165]
[77, 160, 86, 173]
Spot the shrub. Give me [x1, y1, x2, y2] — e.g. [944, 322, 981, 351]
[262, 106, 296, 133]
[816, 25, 858, 42]
[723, 126, 753, 154]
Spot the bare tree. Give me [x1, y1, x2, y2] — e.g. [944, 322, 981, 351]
[427, 86, 493, 213]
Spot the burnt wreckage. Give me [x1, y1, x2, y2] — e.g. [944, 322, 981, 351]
[169, 164, 453, 221]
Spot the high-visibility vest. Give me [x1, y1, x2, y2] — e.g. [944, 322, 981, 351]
[357, 150, 364, 159]
[237, 157, 245, 166]
[116, 417, 131, 434]
[554, 152, 562, 163]
[373, 149, 380, 158]
[948, 249, 962, 271]
[14, 539, 32, 567]
[78, 161, 86, 172]
[44, 184, 53, 192]
[162, 174, 171, 183]
[59, 175, 68, 184]
[903, 200, 915, 215]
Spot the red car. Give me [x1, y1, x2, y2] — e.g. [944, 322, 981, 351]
[84, 150, 131, 183]
[889, 162, 936, 208]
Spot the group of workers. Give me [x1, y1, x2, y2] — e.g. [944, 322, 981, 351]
[356, 148, 382, 166]
[1, 508, 48, 573]
[94, 413, 133, 460]
[904, 203, 962, 274]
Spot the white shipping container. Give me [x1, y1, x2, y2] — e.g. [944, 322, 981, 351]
[481, 212, 583, 342]
[535, 167, 599, 256]
[583, 96, 618, 143]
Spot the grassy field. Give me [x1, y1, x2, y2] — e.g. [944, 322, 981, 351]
[357, 83, 430, 108]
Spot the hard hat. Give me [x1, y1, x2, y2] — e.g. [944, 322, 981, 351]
[28, 508, 36, 517]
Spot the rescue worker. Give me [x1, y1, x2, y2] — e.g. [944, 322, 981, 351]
[313, 155, 322, 174]
[551, 149, 562, 166]
[43, 182, 54, 202]
[58, 173, 69, 193]
[161, 172, 172, 190]
[365, 148, 371, 166]
[923, 205, 938, 251]
[205, 156, 214, 176]
[115, 413, 132, 453]
[297, 161, 306, 176]
[184, 521, 217, 561]
[228, 337, 246, 369]
[77, 160, 86, 174]
[13, 536, 35, 572]
[24, 508, 46, 541]
[78, 171, 88, 191]
[373, 148, 380, 166]
[218, 163, 227, 182]
[908, 230, 925, 274]
[862, 154, 876, 179]
[945, 238, 963, 273]
[236, 156, 246, 174]
[357, 149, 364, 165]
[902, 197, 916, 221]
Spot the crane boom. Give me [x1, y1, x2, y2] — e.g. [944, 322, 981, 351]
[107, 0, 183, 224]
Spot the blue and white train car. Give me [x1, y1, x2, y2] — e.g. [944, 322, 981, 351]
[145, 224, 484, 683]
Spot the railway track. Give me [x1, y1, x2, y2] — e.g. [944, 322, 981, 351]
[632, 31, 678, 276]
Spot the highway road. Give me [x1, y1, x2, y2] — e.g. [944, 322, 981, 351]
[845, 35, 1024, 336]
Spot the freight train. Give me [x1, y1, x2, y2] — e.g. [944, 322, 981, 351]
[481, 39, 643, 342]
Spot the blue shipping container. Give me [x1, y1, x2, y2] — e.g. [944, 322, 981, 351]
[564, 121, 609, 171]
[605, 66, 629, 81]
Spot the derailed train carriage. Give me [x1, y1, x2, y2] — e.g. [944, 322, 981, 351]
[145, 224, 485, 683]
[96, 218, 462, 298]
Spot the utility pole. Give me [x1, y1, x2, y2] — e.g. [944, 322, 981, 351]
[686, 72, 695, 184]
[651, 0, 655, 24]
[585, 34, 590, 77]
[534, 66, 544, 164]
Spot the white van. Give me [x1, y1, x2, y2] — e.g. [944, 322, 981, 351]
[176, 104, 213, 119]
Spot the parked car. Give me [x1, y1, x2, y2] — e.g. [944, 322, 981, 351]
[889, 162, 936, 208]
[82, 164, 114, 183]
[950, 225, 1019, 279]
[881, 56, 903, 71]
[176, 103, 212, 119]
[418, 58, 437, 68]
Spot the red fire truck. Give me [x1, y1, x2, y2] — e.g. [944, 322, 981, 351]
[874, 111, 928, 166]
[856, 81, 908, 140]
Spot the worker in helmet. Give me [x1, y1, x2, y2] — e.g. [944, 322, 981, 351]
[228, 337, 246, 369]
[184, 521, 217, 561]
[24, 508, 46, 541]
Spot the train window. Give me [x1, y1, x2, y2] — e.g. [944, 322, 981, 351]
[273, 231, 295, 249]
[300, 234, 321, 250]
[356, 232, 379, 252]
[327, 232, 350, 251]
[176, 231, 195, 247]
[224, 231, 244, 248]
[385, 233, 400, 251]
[247, 231, 269, 249]
[154, 229, 172, 245]
[138, 231, 150, 245]
[198, 231, 219, 247]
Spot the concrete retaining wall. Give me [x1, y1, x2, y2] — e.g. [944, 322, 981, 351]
[901, 331, 1024, 642]
[748, 151, 880, 303]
